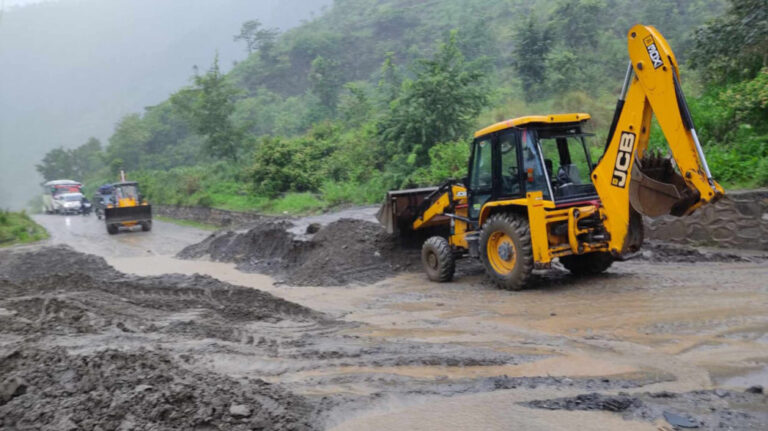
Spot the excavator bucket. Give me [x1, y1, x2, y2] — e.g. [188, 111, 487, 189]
[104, 205, 152, 225]
[377, 187, 438, 234]
[629, 153, 698, 217]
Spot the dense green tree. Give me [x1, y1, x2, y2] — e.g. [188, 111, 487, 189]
[513, 14, 552, 102]
[690, 0, 768, 83]
[106, 113, 150, 171]
[36, 138, 104, 181]
[249, 135, 334, 197]
[339, 83, 372, 127]
[70, 137, 103, 180]
[172, 56, 244, 162]
[376, 52, 401, 106]
[36, 148, 74, 181]
[309, 55, 343, 113]
[234, 19, 280, 60]
[381, 31, 488, 167]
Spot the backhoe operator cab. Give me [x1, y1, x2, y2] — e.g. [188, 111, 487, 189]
[467, 114, 598, 220]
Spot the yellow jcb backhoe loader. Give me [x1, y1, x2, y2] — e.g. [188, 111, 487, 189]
[104, 181, 152, 235]
[377, 24, 725, 290]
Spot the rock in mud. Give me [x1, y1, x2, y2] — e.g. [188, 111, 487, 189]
[229, 404, 252, 417]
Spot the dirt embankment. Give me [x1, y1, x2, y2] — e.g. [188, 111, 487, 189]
[178, 218, 422, 286]
[0, 245, 324, 430]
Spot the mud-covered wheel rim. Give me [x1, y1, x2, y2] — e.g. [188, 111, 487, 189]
[486, 231, 517, 275]
[426, 251, 438, 270]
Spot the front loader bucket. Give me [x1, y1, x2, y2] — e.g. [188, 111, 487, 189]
[377, 187, 438, 234]
[104, 205, 152, 225]
[629, 154, 698, 217]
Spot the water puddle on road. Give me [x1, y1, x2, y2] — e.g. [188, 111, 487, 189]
[714, 366, 768, 389]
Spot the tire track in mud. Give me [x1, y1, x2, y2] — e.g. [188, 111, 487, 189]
[3, 245, 644, 429]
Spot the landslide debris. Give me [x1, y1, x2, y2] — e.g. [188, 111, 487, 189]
[0, 244, 120, 282]
[524, 390, 768, 430]
[0, 347, 314, 431]
[0, 246, 329, 430]
[178, 218, 420, 286]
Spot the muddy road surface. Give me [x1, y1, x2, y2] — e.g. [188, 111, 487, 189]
[5, 212, 767, 430]
[32, 213, 210, 257]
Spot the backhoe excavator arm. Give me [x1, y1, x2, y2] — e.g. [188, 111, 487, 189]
[592, 24, 725, 257]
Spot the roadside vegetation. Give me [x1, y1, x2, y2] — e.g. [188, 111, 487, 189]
[35, 0, 767, 214]
[154, 216, 219, 231]
[0, 210, 48, 247]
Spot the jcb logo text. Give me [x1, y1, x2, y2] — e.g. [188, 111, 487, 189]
[611, 132, 635, 188]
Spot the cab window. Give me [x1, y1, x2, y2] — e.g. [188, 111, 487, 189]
[537, 132, 597, 201]
[521, 129, 552, 200]
[468, 137, 493, 218]
[499, 130, 521, 197]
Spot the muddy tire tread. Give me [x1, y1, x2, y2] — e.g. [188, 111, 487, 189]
[421, 236, 455, 282]
[479, 213, 533, 291]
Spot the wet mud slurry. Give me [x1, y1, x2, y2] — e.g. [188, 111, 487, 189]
[16, 213, 768, 429]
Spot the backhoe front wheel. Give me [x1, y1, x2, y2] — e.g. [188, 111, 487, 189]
[106, 224, 119, 235]
[421, 236, 455, 282]
[480, 213, 533, 290]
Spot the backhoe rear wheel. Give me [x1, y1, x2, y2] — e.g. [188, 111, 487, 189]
[559, 252, 613, 276]
[480, 213, 533, 291]
[106, 224, 119, 235]
[421, 236, 455, 282]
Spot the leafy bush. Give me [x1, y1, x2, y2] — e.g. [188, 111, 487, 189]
[409, 141, 469, 186]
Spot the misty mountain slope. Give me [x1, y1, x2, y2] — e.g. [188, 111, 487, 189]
[0, 0, 330, 208]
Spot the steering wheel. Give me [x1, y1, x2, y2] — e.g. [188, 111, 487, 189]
[502, 166, 520, 191]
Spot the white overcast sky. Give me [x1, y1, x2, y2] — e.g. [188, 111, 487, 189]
[4, 0, 57, 7]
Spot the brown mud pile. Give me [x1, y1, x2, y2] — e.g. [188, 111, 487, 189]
[178, 219, 421, 286]
[0, 246, 327, 430]
[525, 389, 768, 430]
[0, 347, 314, 430]
[0, 244, 121, 282]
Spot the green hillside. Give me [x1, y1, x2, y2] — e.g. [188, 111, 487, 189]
[0, 211, 48, 247]
[36, 0, 768, 214]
